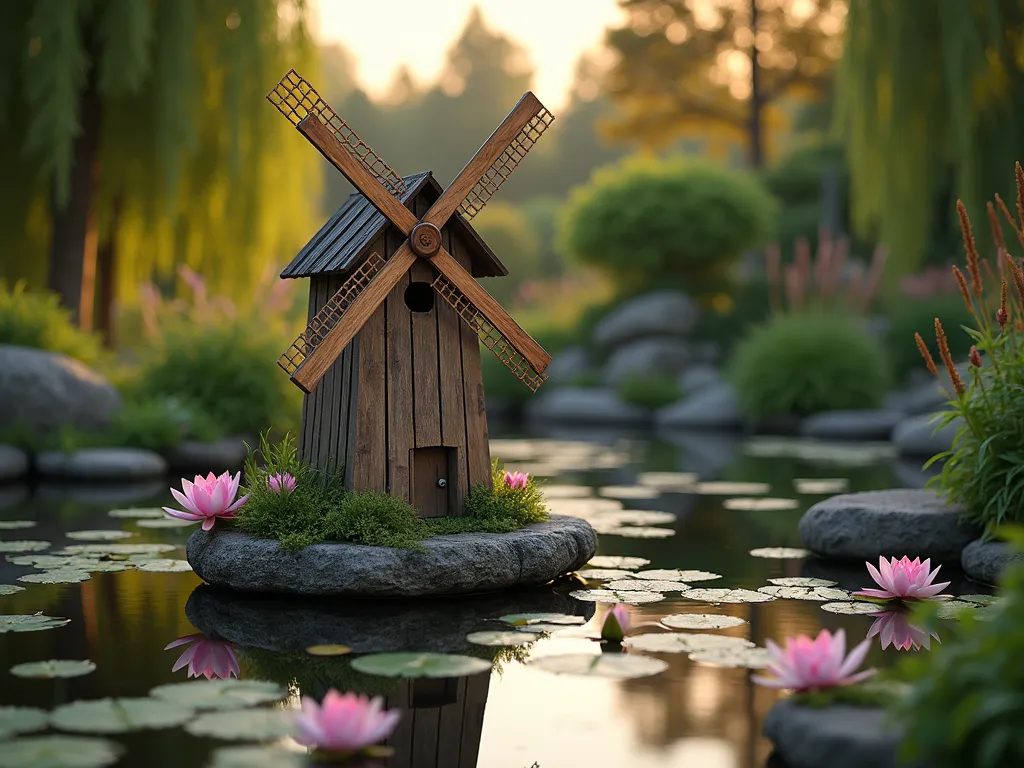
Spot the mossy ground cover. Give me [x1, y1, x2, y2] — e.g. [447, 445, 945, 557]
[233, 435, 550, 551]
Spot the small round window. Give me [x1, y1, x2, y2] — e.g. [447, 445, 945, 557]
[404, 282, 435, 313]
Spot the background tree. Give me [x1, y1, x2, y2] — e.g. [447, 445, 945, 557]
[603, 0, 845, 167]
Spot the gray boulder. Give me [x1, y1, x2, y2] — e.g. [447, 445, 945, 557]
[0, 345, 122, 440]
[0, 445, 29, 482]
[656, 385, 743, 431]
[798, 488, 979, 563]
[602, 337, 693, 386]
[36, 447, 168, 481]
[892, 413, 963, 457]
[592, 290, 698, 351]
[186, 515, 598, 597]
[800, 410, 904, 441]
[524, 387, 649, 425]
[164, 438, 248, 474]
[961, 538, 1024, 586]
[890, 458, 942, 490]
[677, 364, 721, 394]
[543, 345, 592, 386]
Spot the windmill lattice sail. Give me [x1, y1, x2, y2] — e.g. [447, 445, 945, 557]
[431, 273, 547, 392]
[278, 252, 386, 376]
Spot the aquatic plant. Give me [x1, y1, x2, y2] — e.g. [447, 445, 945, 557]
[293, 690, 400, 760]
[163, 472, 248, 532]
[268, 472, 297, 495]
[164, 633, 240, 680]
[866, 609, 941, 652]
[853, 556, 952, 601]
[601, 604, 630, 643]
[752, 628, 875, 692]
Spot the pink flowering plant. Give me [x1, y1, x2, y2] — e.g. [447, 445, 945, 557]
[753, 628, 875, 693]
[853, 556, 953, 603]
[165, 633, 240, 679]
[294, 689, 401, 761]
[601, 604, 630, 643]
[163, 471, 248, 531]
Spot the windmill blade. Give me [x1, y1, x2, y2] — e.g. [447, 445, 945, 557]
[267, 69, 408, 199]
[430, 247, 551, 379]
[423, 92, 554, 226]
[286, 246, 418, 394]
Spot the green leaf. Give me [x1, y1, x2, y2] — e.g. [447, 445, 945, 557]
[499, 613, 585, 626]
[149, 680, 285, 710]
[689, 646, 772, 669]
[821, 601, 882, 615]
[660, 613, 748, 630]
[350, 653, 492, 679]
[0, 585, 25, 596]
[757, 585, 850, 601]
[0, 541, 50, 553]
[107, 508, 165, 519]
[208, 746, 304, 768]
[184, 708, 293, 741]
[586, 556, 649, 569]
[568, 589, 665, 604]
[748, 547, 810, 559]
[722, 497, 800, 511]
[64, 531, 133, 542]
[0, 521, 35, 530]
[50, 698, 194, 734]
[10, 660, 96, 679]
[623, 632, 755, 654]
[768, 577, 838, 587]
[0, 706, 49, 739]
[17, 570, 90, 585]
[0, 615, 70, 633]
[466, 631, 537, 647]
[634, 569, 721, 582]
[134, 559, 191, 573]
[680, 588, 776, 604]
[528, 653, 668, 679]
[0, 735, 122, 768]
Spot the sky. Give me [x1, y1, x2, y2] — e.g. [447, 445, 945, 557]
[311, 0, 627, 110]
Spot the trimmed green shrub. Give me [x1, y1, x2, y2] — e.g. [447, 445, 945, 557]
[883, 295, 973, 383]
[558, 155, 778, 299]
[616, 375, 682, 409]
[728, 311, 890, 418]
[0, 281, 103, 365]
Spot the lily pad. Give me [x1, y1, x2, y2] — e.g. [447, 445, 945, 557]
[540, 485, 593, 499]
[768, 577, 838, 587]
[821, 601, 881, 615]
[597, 510, 676, 526]
[957, 594, 1001, 606]
[757, 585, 849, 601]
[635, 569, 721, 582]
[749, 547, 811, 559]
[305, 645, 352, 656]
[150, 680, 285, 710]
[723, 497, 800, 512]
[134, 559, 192, 573]
[17, 570, 91, 585]
[601, 526, 675, 538]
[466, 631, 537, 647]
[185, 709, 293, 741]
[10, 660, 96, 679]
[689, 646, 773, 669]
[605, 579, 687, 593]
[934, 599, 992, 619]
[569, 589, 665, 604]
[350, 652, 492, 678]
[681, 588, 776, 604]
[135, 518, 195, 529]
[73, 561, 134, 573]
[65, 531, 134, 542]
[528, 653, 668, 679]
[6, 555, 77, 568]
[695, 481, 771, 495]
[598, 486, 661, 500]
[107, 508, 165, 519]
[0, 706, 49, 739]
[51, 698, 194, 733]
[623, 632, 755, 654]
[0, 585, 25, 596]
[0, 735, 122, 768]
[513, 623, 580, 634]
[661, 613, 748, 630]
[0, 615, 70, 633]
[545, 498, 624, 517]
[0, 521, 35, 530]
[637, 471, 698, 490]
[0, 541, 50, 554]
[794, 478, 849, 494]
[59, 543, 175, 556]
[578, 568, 636, 581]
[587, 556, 649, 570]
[209, 746, 304, 768]
[499, 613, 585, 626]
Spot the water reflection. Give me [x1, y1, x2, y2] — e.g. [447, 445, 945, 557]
[165, 632, 240, 679]
[866, 608, 941, 651]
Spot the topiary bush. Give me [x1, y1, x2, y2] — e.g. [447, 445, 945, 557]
[0, 281, 104, 365]
[883, 295, 974, 384]
[728, 310, 890, 419]
[558, 155, 778, 299]
[616, 375, 682, 409]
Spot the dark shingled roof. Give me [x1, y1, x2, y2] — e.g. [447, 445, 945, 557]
[280, 171, 508, 279]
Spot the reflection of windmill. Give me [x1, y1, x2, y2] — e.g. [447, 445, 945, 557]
[267, 71, 553, 517]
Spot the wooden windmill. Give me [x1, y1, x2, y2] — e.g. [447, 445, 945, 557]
[267, 70, 553, 518]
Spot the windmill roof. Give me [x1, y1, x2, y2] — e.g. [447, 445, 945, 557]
[280, 171, 508, 279]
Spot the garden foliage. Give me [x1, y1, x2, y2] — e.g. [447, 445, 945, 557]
[884, 294, 973, 383]
[0, 281, 104, 365]
[616, 375, 682, 409]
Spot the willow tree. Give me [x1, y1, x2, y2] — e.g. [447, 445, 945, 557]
[836, 0, 1024, 279]
[0, 0, 320, 337]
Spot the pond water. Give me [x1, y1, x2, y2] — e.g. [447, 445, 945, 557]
[0, 423, 988, 768]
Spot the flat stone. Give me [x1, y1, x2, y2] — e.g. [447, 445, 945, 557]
[0, 445, 29, 482]
[186, 515, 598, 598]
[961, 538, 1024, 586]
[889, 458, 941, 490]
[35, 481, 167, 505]
[763, 700, 915, 768]
[36, 447, 168, 481]
[656, 385, 743, 431]
[524, 387, 650, 425]
[164, 438, 247, 474]
[677, 364, 721, 394]
[892, 413, 963, 457]
[185, 584, 594, 654]
[798, 488, 979, 563]
[592, 290, 698, 351]
[602, 337, 693, 386]
[800, 410, 904, 441]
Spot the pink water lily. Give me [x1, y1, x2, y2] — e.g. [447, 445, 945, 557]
[268, 472, 297, 495]
[163, 471, 248, 531]
[867, 609, 942, 652]
[294, 689, 401, 756]
[853, 556, 952, 601]
[504, 471, 529, 490]
[164, 633, 239, 679]
[752, 628, 875, 691]
[601, 604, 631, 642]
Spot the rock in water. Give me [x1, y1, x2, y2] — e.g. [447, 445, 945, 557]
[602, 338, 694, 386]
[891, 413, 963, 457]
[36, 448, 168, 481]
[656, 385, 743, 431]
[0, 445, 29, 482]
[592, 291, 698, 352]
[799, 410, 904, 441]
[0, 345, 122, 440]
[798, 488, 979, 563]
[524, 387, 650, 426]
[961, 538, 1024, 586]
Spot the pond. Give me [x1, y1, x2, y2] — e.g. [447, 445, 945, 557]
[0, 423, 986, 768]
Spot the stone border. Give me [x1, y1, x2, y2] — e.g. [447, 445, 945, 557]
[186, 515, 598, 598]
[961, 538, 1024, 586]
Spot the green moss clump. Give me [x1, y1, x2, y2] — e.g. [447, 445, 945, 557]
[616, 375, 683, 409]
[234, 436, 550, 550]
[791, 677, 911, 709]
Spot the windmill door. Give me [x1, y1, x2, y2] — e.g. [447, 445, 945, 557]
[411, 447, 457, 518]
